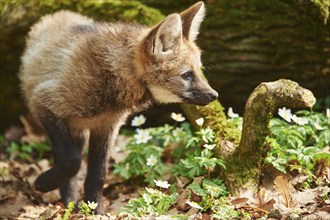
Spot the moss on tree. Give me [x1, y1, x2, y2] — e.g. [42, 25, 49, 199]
[181, 101, 241, 158]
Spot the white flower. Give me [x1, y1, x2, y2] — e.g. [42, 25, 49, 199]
[291, 115, 308, 125]
[327, 108, 330, 118]
[314, 122, 324, 130]
[145, 187, 158, 194]
[154, 180, 170, 188]
[87, 201, 98, 210]
[227, 107, 239, 118]
[172, 127, 184, 137]
[195, 118, 204, 126]
[134, 129, 152, 144]
[146, 155, 158, 167]
[171, 112, 185, 122]
[203, 144, 216, 150]
[131, 114, 146, 127]
[278, 107, 292, 122]
[185, 201, 203, 210]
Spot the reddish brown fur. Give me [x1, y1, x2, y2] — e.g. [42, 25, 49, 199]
[20, 2, 215, 130]
[19, 2, 217, 213]
[20, 11, 152, 130]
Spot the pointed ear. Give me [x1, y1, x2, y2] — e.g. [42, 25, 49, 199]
[180, 1, 205, 42]
[151, 13, 182, 59]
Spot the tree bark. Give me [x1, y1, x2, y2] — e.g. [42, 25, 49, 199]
[201, 0, 329, 113]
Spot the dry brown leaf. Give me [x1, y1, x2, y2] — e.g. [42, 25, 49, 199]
[41, 205, 61, 219]
[175, 176, 191, 188]
[20, 115, 46, 144]
[239, 187, 256, 203]
[258, 199, 275, 212]
[0, 182, 17, 201]
[109, 192, 139, 213]
[231, 197, 249, 205]
[273, 175, 297, 208]
[302, 211, 330, 220]
[257, 187, 266, 204]
[175, 189, 192, 211]
[0, 191, 30, 218]
[20, 114, 44, 136]
[291, 173, 309, 186]
[4, 126, 25, 143]
[248, 188, 275, 212]
[295, 189, 319, 206]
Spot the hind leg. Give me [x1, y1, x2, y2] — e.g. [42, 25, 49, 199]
[84, 128, 110, 214]
[59, 130, 87, 205]
[34, 109, 82, 205]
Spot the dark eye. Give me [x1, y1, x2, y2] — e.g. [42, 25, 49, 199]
[181, 70, 194, 81]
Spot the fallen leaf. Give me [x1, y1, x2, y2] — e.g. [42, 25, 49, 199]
[295, 189, 319, 206]
[239, 187, 256, 203]
[175, 189, 192, 211]
[20, 114, 46, 144]
[291, 173, 309, 186]
[257, 187, 266, 204]
[273, 175, 297, 208]
[109, 192, 139, 213]
[0, 182, 17, 201]
[302, 211, 330, 220]
[41, 205, 61, 219]
[258, 199, 275, 212]
[231, 197, 249, 205]
[4, 126, 25, 143]
[175, 176, 191, 188]
[0, 192, 29, 218]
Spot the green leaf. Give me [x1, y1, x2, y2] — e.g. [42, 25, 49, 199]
[202, 179, 227, 198]
[186, 137, 199, 148]
[313, 152, 330, 164]
[187, 180, 208, 197]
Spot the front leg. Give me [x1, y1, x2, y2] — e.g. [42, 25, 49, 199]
[84, 128, 111, 214]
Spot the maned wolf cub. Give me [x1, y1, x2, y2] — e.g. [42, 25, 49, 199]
[20, 1, 218, 213]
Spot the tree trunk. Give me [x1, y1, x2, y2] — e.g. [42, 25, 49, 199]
[200, 0, 329, 113]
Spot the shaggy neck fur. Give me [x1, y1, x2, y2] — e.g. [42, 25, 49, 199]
[73, 22, 154, 114]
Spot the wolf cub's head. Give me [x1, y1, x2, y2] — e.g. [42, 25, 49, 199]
[137, 1, 218, 106]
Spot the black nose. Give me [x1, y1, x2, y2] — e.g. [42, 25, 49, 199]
[208, 91, 218, 100]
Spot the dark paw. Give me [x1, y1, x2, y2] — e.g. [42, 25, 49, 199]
[34, 175, 53, 192]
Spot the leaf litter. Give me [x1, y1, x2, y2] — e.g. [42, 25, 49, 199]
[0, 122, 329, 219]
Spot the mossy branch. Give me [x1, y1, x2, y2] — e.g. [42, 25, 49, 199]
[181, 79, 316, 195]
[224, 79, 316, 194]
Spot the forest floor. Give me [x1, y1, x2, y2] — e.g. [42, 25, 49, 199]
[0, 124, 329, 220]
